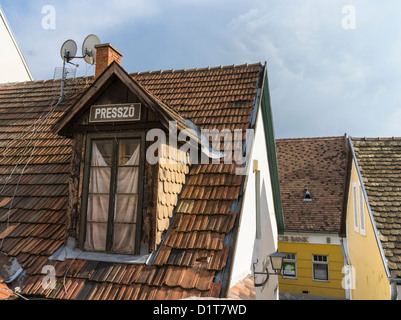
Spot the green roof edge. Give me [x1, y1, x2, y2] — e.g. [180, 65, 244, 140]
[260, 63, 285, 235]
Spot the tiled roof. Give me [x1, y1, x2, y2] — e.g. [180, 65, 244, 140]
[351, 138, 401, 277]
[0, 63, 263, 299]
[0, 276, 16, 300]
[227, 274, 256, 300]
[276, 136, 348, 233]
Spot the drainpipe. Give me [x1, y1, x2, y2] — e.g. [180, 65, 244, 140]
[390, 278, 400, 300]
[254, 160, 261, 240]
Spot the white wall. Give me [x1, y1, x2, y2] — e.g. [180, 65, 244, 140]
[0, 6, 33, 83]
[229, 109, 279, 300]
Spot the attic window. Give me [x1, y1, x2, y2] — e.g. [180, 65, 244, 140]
[80, 133, 145, 255]
[304, 190, 312, 202]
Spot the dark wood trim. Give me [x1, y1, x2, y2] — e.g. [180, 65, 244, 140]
[135, 133, 146, 254]
[79, 135, 93, 249]
[71, 122, 165, 133]
[106, 139, 118, 252]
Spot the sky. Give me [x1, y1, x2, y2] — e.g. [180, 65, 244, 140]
[1, 0, 401, 139]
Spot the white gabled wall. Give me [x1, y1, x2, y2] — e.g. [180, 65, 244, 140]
[0, 6, 33, 83]
[229, 109, 279, 300]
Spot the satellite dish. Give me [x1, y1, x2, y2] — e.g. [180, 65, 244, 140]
[82, 34, 101, 64]
[60, 39, 77, 62]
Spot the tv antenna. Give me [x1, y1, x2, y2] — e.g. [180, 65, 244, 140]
[58, 35, 101, 102]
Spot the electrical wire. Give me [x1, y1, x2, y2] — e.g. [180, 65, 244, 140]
[63, 251, 83, 295]
[0, 95, 63, 249]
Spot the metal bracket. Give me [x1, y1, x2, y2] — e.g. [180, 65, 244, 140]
[253, 259, 282, 287]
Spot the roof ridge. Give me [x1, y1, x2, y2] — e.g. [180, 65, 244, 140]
[0, 76, 93, 88]
[276, 135, 346, 143]
[351, 137, 401, 141]
[0, 62, 262, 87]
[130, 62, 262, 76]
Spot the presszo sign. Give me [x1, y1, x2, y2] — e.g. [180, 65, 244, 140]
[90, 103, 141, 123]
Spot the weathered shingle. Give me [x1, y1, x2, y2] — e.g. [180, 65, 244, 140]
[352, 137, 401, 277]
[276, 136, 348, 233]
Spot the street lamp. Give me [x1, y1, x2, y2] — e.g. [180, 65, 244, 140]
[253, 251, 286, 287]
[269, 251, 286, 274]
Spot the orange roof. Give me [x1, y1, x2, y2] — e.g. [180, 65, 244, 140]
[0, 277, 16, 300]
[0, 63, 263, 300]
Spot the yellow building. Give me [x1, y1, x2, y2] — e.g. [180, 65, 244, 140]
[340, 137, 401, 300]
[276, 137, 348, 299]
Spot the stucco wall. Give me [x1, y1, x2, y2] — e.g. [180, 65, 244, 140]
[345, 160, 390, 300]
[229, 109, 278, 300]
[0, 7, 32, 83]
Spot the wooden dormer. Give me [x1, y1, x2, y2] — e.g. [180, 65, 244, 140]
[54, 61, 192, 256]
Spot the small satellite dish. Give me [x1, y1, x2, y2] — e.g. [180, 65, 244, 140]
[82, 34, 101, 65]
[60, 39, 77, 62]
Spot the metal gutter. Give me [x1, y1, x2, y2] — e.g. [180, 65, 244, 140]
[259, 62, 285, 235]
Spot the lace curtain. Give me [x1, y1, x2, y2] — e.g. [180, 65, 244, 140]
[85, 140, 140, 254]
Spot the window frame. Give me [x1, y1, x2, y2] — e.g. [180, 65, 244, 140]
[358, 183, 366, 236]
[312, 254, 329, 282]
[79, 132, 146, 255]
[282, 253, 297, 279]
[352, 182, 359, 232]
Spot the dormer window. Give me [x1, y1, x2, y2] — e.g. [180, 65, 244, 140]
[53, 59, 191, 261]
[82, 133, 144, 255]
[304, 190, 312, 202]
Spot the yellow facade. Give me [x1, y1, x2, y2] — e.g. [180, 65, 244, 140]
[345, 159, 390, 300]
[278, 241, 345, 298]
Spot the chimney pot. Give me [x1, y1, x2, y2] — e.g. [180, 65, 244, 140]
[94, 43, 123, 78]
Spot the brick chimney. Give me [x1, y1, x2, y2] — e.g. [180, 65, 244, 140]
[94, 43, 123, 78]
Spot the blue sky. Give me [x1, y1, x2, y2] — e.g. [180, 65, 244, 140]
[2, 0, 401, 139]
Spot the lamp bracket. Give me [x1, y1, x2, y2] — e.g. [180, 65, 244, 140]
[253, 260, 283, 287]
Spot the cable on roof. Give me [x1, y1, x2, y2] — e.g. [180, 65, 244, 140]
[0, 94, 64, 249]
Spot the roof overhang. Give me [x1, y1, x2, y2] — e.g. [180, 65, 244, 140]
[52, 61, 194, 140]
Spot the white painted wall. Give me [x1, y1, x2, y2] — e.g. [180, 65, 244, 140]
[0, 6, 33, 83]
[229, 109, 279, 300]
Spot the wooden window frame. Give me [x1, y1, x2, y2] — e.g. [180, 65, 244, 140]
[312, 254, 329, 282]
[79, 132, 146, 255]
[352, 182, 359, 233]
[358, 183, 366, 236]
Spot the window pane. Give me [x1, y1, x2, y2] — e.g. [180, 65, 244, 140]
[113, 223, 136, 253]
[85, 222, 107, 252]
[87, 195, 109, 222]
[115, 195, 138, 223]
[119, 139, 140, 166]
[117, 167, 139, 194]
[92, 140, 113, 166]
[359, 186, 365, 231]
[353, 185, 359, 229]
[314, 264, 329, 281]
[89, 167, 111, 193]
[283, 262, 296, 277]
